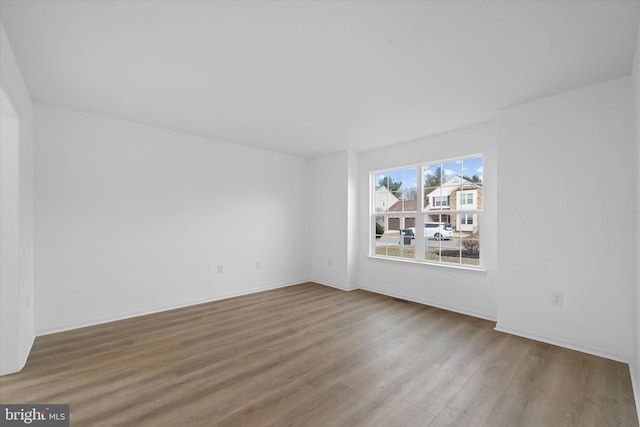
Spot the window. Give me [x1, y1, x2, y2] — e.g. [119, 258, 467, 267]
[460, 193, 473, 205]
[372, 155, 483, 268]
[433, 196, 449, 207]
[373, 167, 417, 260]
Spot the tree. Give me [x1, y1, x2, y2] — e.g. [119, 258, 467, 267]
[403, 188, 417, 201]
[463, 175, 482, 184]
[424, 166, 444, 189]
[378, 176, 402, 193]
[462, 175, 480, 182]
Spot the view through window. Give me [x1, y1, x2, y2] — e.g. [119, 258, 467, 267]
[372, 155, 483, 267]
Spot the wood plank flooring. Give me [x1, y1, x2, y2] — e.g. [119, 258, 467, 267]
[1, 282, 637, 426]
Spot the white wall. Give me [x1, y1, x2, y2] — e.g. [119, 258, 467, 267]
[496, 76, 635, 361]
[0, 24, 35, 375]
[34, 104, 309, 333]
[309, 151, 358, 290]
[632, 24, 640, 404]
[346, 151, 359, 288]
[357, 121, 498, 320]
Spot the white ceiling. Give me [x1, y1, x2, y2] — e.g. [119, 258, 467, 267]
[1, 1, 639, 158]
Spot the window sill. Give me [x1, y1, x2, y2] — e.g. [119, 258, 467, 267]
[367, 255, 488, 273]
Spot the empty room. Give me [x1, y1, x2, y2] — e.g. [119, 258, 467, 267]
[1, 1, 640, 425]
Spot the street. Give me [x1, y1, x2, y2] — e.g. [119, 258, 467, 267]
[376, 234, 461, 249]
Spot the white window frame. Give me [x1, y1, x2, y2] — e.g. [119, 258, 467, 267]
[460, 193, 473, 205]
[433, 196, 449, 207]
[370, 154, 484, 269]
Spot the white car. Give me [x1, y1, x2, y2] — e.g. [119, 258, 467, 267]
[408, 222, 454, 240]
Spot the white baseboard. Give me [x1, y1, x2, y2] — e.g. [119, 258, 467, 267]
[311, 280, 358, 292]
[358, 285, 496, 322]
[20, 332, 35, 369]
[0, 332, 35, 376]
[494, 323, 631, 364]
[36, 280, 304, 336]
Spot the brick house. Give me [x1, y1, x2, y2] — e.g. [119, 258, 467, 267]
[387, 199, 416, 231]
[425, 176, 482, 232]
[376, 178, 482, 232]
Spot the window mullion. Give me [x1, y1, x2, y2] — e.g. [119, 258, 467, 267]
[415, 166, 425, 261]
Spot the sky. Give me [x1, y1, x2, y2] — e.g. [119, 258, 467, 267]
[375, 156, 483, 193]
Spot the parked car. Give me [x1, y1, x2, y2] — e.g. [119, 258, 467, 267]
[407, 223, 454, 240]
[425, 222, 454, 240]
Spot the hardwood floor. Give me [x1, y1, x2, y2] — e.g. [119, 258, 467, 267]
[1, 282, 637, 426]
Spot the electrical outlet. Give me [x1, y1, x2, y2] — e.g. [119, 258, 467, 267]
[552, 292, 563, 307]
[217, 265, 223, 274]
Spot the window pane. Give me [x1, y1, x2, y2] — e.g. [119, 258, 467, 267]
[388, 217, 400, 231]
[400, 168, 417, 212]
[442, 160, 463, 182]
[424, 185, 438, 212]
[440, 160, 462, 211]
[399, 227, 415, 259]
[424, 164, 443, 213]
[455, 212, 477, 231]
[375, 215, 394, 257]
[375, 215, 385, 240]
[460, 214, 481, 266]
[423, 164, 443, 188]
[374, 216, 414, 259]
[391, 191, 404, 212]
[374, 185, 392, 212]
[461, 156, 483, 186]
[375, 168, 417, 213]
[424, 214, 445, 263]
[374, 171, 400, 212]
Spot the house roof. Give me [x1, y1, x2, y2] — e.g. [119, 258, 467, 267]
[425, 176, 481, 197]
[389, 199, 417, 212]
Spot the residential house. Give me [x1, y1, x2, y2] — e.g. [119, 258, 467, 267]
[374, 185, 399, 213]
[424, 176, 483, 232]
[387, 198, 416, 231]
